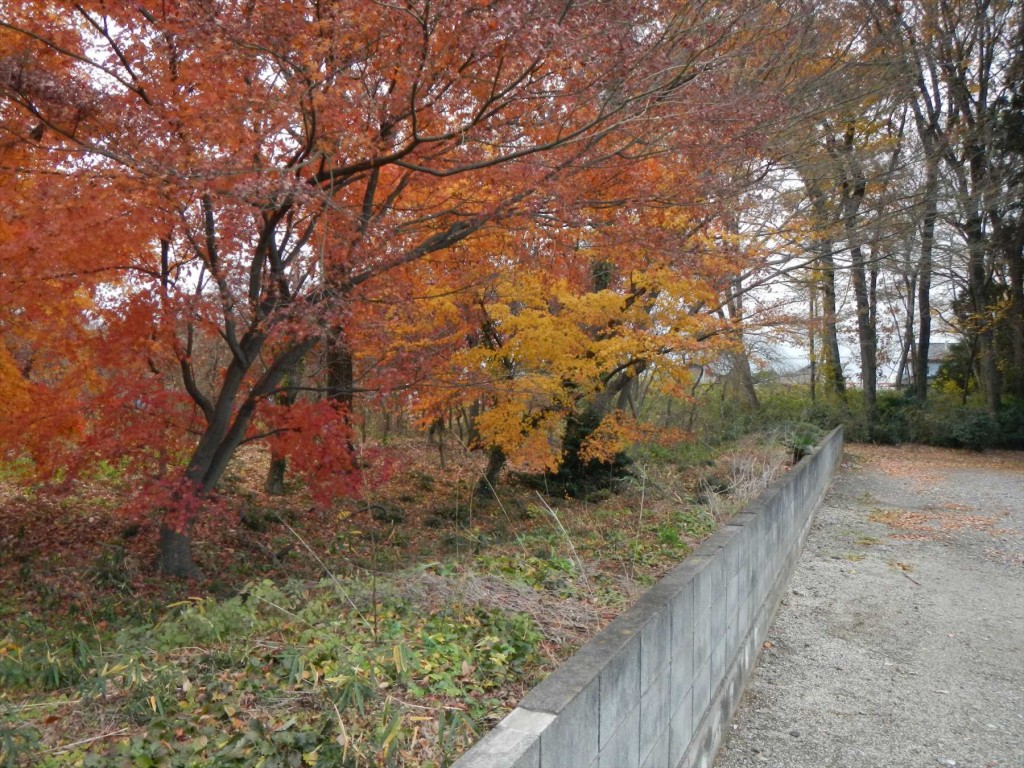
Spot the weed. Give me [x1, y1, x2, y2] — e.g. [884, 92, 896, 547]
[0, 456, 34, 485]
[675, 508, 716, 539]
[87, 544, 138, 594]
[656, 523, 685, 549]
[0, 717, 41, 768]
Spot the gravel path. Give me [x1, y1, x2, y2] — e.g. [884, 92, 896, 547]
[714, 444, 1024, 768]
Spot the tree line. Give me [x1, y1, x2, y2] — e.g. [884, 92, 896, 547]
[1, 0, 1020, 577]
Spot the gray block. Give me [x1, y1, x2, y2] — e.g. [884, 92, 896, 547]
[727, 608, 742, 658]
[640, 606, 672, 694]
[641, 723, 670, 768]
[535, 676, 600, 768]
[725, 573, 739, 625]
[451, 708, 551, 768]
[639, 663, 671, 764]
[599, 706, 640, 768]
[670, 627, 694, 704]
[692, 660, 711, 717]
[710, 636, 726, 694]
[692, 608, 712, 669]
[727, 511, 757, 528]
[692, 558, 717, 617]
[721, 531, 744, 585]
[710, 596, 727, 647]
[668, 684, 694, 763]
[669, 569, 696, 653]
[736, 581, 751, 635]
[600, 632, 641, 746]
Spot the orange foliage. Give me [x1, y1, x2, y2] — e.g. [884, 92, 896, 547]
[0, 0, 796, 573]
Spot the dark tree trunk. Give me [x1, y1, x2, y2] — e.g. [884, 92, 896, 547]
[827, 122, 877, 421]
[895, 265, 917, 391]
[474, 445, 506, 499]
[914, 155, 938, 401]
[730, 348, 760, 409]
[808, 283, 817, 402]
[158, 524, 203, 579]
[551, 367, 638, 496]
[156, 337, 316, 577]
[265, 457, 287, 496]
[265, 360, 303, 495]
[841, 149, 876, 422]
[1000, 231, 1024, 400]
[965, 213, 1002, 413]
[724, 275, 759, 410]
[851, 258, 877, 418]
[327, 342, 355, 412]
[818, 242, 846, 396]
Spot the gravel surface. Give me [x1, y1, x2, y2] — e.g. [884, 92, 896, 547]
[714, 444, 1024, 768]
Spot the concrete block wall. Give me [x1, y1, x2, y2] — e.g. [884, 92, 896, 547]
[453, 427, 844, 768]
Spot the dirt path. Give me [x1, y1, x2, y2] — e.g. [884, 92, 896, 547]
[714, 444, 1024, 768]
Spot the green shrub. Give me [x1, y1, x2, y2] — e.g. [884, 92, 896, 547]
[996, 400, 1024, 449]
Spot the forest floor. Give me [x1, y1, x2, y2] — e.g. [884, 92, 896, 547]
[0, 431, 791, 767]
[715, 443, 1024, 768]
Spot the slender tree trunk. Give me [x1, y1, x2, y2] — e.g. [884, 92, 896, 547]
[914, 154, 938, 401]
[265, 456, 287, 496]
[327, 342, 355, 412]
[965, 214, 1001, 413]
[808, 283, 817, 403]
[731, 348, 760, 409]
[724, 276, 759, 410]
[802, 178, 845, 397]
[1002, 235, 1024, 400]
[851, 253, 877, 417]
[265, 360, 304, 495]
[829, 123, 876, 422]
[895, 266, 917, 391]
[843, 174, 876, 422]
[818, 247, 846, 396]
[474, 445, 506, 499]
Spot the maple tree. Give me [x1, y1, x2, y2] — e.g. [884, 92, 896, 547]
[0, 0, 796, 577]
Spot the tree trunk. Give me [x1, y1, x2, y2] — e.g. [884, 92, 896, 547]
[730, 348, 760, 409]
[327, 341, 355, 412]
[965, 213, 1002, 413]
[265, 457, 287, 496]
[818, 244, 846, 396]
[1001, 234, 1024, 400]
[914, 154, 939, 401]
[474, 445, 506, 499]
[155, 338, 316, 577]
[724, 275, 759, 410]
[841, 153, 876, 423]
[851, 255, 877, 418]
[265, 360, 304, 495]
[895, 266, 917, 391]
[158, 524, 203, 579]
[807, 282, 817, 401]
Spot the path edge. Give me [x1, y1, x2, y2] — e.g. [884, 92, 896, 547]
[452, 426, 845, 768]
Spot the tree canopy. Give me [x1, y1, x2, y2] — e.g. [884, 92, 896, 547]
[1, 0, 1020, 577]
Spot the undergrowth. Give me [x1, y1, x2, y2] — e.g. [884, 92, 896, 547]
[1, 575, 544, 767]
[0, 424, 796, 767]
